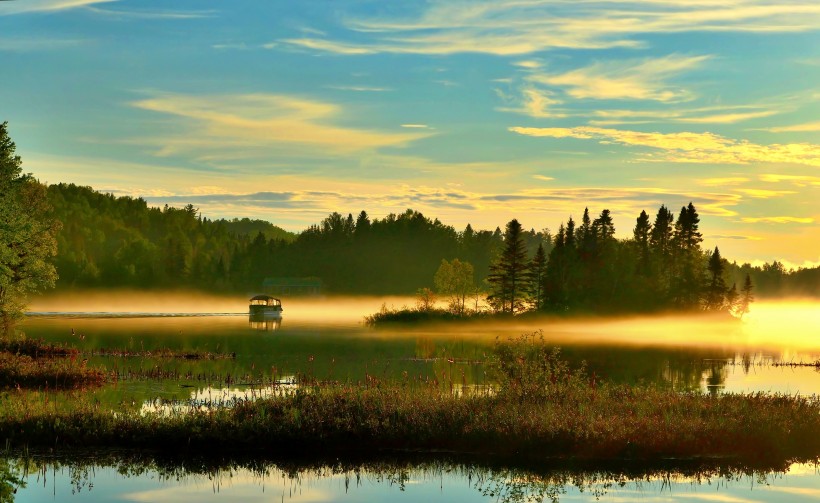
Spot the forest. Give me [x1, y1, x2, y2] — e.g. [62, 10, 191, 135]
[45, 183, 819, 313]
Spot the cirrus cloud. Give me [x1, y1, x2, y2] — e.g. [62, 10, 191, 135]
[129, 92, 429, 160]
[509, 125, 820, 167]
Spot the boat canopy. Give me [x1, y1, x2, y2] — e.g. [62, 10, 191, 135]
[249, 295, 282, 307]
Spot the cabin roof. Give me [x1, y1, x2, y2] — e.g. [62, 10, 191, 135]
[249, 294, 281, 302]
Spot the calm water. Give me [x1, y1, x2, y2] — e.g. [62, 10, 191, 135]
[20, 299, 820, 399]
[10, 298, 820, 502]
[6, 457, 820, 503]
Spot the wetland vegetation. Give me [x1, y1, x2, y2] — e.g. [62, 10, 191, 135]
[2, 329, 820, 470]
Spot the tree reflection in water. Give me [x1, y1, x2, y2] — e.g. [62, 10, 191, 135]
[2, 453, 812, 503]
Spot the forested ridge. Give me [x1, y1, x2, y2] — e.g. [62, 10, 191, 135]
[47, 183, 819, 309]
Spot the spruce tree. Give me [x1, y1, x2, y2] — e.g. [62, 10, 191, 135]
[487, 219, 529, 313]
[527, 243, 548, 310]
[633, 210, 651, 276]
[739, 273, 754, 319]
[706, 246, 727, 310]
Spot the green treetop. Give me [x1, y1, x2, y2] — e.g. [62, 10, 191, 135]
[0, 122, 61, 332]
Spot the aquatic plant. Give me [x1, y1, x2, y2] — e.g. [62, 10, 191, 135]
[2, 332, 820, 466]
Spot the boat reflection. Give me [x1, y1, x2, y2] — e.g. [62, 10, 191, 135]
[248, 315, 282, 331]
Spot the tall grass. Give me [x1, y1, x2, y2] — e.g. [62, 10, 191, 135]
[2, 332, 820, 465]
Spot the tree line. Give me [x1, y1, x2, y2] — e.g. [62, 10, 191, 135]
[483, 207, 756, 316]
[46, 182, 817, 309]
[1, 120, 818, 327]
[47, 183, 550, 294]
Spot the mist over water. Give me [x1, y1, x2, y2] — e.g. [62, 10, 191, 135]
[27, 293, 820, 353]
[28, 291, 418, 324]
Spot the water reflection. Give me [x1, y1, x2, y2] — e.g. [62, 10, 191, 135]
[140, 379, 298, 415]
[248, 316, 282, 331]
[18, 301, 820, 400]
[7, 455, 820, 503]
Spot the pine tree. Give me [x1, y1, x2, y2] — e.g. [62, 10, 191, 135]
[527, 243, 548, 310]
[633, 210, 651, 276]
[593, 209, 615, 242]
[706, 246, 727, 310]
[488, 219, 529, 314]
[739, 273, 754, 319]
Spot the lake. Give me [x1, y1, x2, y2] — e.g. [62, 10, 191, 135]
[6, 456, 820, 502]
[8, 295, 820, 502]
[21, 296, 820, 399]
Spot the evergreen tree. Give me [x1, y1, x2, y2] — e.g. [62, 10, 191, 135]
[593, 209, 615, 242]
[738, 273, 754, 319]
[633, 210, 651, 276]
[578, 208, 593, 259]
[527, 243, 548, 310]
[705, 246, 727, 310]
[671, 203, 704, 308]
[649, 205, 674, 257]
[487, 219, 529, 314]
[354, 210, 371, 237]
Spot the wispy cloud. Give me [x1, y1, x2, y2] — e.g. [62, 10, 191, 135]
[588, 104, 782, 125]
[529, 55, 709, 102]
[709, 234, 762, 241]
[282, 1, 820, 56]
[0, 0, 115, 15]
[761, 120, 820, 132]
[699, 177, 750, 186]
[326, 85, 392, 92]
[497, 87, 566, 118]
[676, 110, 778, 124]
[85, 6, 215, 19]
[741, 216, 815, 224]
[735, 188, 795, 198]
[129, 92, 429, 159]
[509, 126, 820, 167]
[513, 60, 543, 69]
[401, 124, 429, 128]
[759, 173, 820, 186]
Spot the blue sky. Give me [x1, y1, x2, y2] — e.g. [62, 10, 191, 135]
[2, 0, 819, 267]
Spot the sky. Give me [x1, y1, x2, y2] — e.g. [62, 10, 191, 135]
[1, 0, 819, 268]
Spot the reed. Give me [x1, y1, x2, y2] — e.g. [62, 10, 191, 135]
[2, 332, 820, 465]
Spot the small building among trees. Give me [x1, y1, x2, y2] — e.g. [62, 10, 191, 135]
[262, 277, 323, 296]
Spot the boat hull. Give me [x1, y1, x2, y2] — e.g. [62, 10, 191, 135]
[249, 306, 283, 318]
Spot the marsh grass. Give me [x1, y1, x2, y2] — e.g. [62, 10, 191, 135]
[0, 352, 106, 389]
[88, 347, 236, 359]
[0, 333, 236, 391]
[364, 305, 493, 325]
[2, 332, 820, 465]
[0, 336, 78, 358]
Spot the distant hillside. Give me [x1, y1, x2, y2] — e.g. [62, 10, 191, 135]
[45, 182, 818, 303]
[216, 218, 295, 243]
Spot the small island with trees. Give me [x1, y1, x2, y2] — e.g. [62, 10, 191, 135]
[367, 206, 755, 325]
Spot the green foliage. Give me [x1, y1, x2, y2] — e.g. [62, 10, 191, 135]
[0, 123, 60, 331]
[488, 219, 530, 313]
[488, 331, 588, 403]
[434, 258, 475, 315]
[42, 180, 818, 306]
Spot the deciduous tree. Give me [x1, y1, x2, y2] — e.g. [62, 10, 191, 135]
[0, 122, 60, 331]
